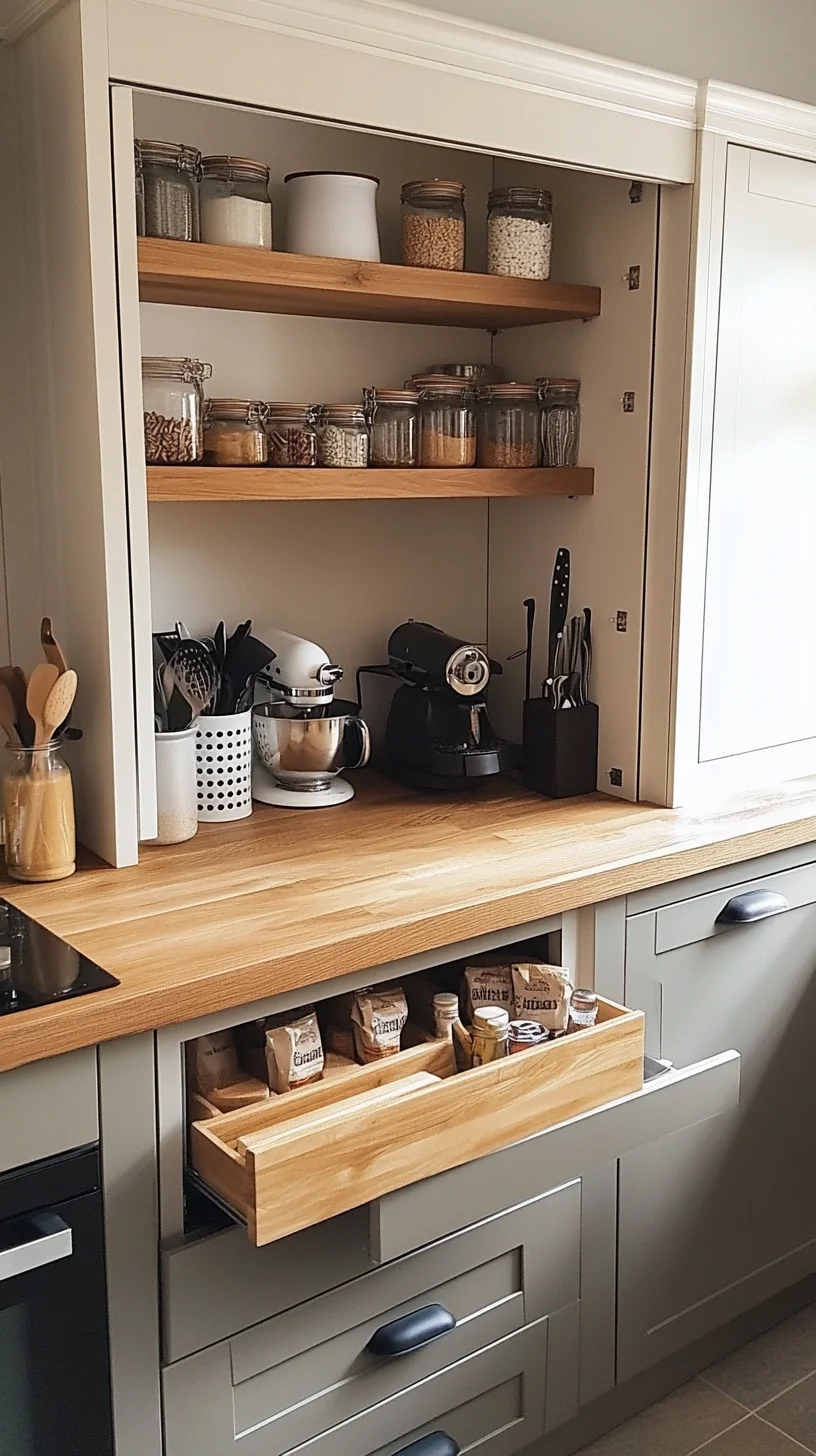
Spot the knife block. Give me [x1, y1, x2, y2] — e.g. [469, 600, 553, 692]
[522, 698, 599, 799]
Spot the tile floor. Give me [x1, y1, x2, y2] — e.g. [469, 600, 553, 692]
[579, 1303, 816, 1455]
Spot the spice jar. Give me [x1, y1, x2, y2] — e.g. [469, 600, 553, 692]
[416, 377, 476, 468]
[200, 156, 273, 250]
[265, 404, 318, 467]
[204, 399, 268, 466]
[401, 180, 465, 270]
[487, 187, 553, 279]
[316, 405, 369, 468]
[508, 1019, 551, 1054]
[364, 388, 419, 467]
[538, 378, 581, 467]
[137, 139, 201, 242]
[142, 356, 212, 464]
[471, 1006, 509, 1065]
[477, 383, 541, 468]
[4, 744, 76, 883]
[569, 989, 599, 1032]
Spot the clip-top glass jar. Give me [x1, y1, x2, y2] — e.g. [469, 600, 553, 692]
[137, 139, 201, 242]
[364, 388, 419, 467]
[4, 744, 76, 883]
[415, 376, 476, 468]
[134, 141, 145, 236]
[316, 405, 370, 467]
[537, 378, 581, 467]
[142, 356, 212, 464]
[487, 186, 553, 279]
[400, 180, 466, 271]
[265, 404, 318, 467]
[200, 155, 273, 250]
[477, 383, 541, 468]
[204, 399, 268, 466]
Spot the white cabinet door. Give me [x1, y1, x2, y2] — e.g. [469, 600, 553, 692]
[697, 146, 816, 781]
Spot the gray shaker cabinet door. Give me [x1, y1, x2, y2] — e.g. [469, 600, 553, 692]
[619, 861, 816, 1381]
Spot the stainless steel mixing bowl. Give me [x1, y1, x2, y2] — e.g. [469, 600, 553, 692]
[252, 699, 371, 790]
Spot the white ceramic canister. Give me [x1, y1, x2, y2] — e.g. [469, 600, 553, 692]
[195, 710, 253, 823]
[153, 727, 198, 845]
[284, 171, 380, 262]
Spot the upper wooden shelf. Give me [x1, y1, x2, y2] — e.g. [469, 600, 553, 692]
[146, 466, 594, 502]
[137, 238, 602, 329]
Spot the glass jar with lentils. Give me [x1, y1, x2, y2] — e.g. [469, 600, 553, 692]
[316, 405, 370, 468]
[477, 383, 541, 468]
[364, 388, 419, 467]
[416, 376, 476, 468]
[538, 378, 581, 467]
[142, 356, 212, 464]
[265, 404, 318, 467]
[400, 180, 466, 271]
[137, 139, 201, 242]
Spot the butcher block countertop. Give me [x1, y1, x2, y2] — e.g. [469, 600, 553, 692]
[3, 772, 816, 1072]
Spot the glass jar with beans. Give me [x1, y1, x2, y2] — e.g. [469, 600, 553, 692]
[265, 404, 319, 467]
[415, 377, 476, 468]
[537, 378, 581, 467]
[316, 405, 370, 468]
[137, 139, 201, 242]
[400, 180, 466, 271]
[477, 383, 541, 467]
[204, 399, 268, 466]
[364, 388, 419, 467]
[487, 187, 553, 280]
[142, 357, 212, 464]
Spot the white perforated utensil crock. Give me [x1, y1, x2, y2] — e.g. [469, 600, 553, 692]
[195, 710, 253, 822]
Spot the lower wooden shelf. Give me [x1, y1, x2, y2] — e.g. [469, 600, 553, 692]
[146, 465, 594, 502]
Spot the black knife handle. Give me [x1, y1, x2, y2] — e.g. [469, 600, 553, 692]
[715, 890, 789, 926]
[394, 1436, 460, 1456]
[367, 1304, 456, 1357]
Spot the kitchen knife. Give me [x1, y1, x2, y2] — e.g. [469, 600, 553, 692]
[545, 548, 570, 698]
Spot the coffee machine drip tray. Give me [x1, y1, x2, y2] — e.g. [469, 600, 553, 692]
[0, 901, 120, 1014]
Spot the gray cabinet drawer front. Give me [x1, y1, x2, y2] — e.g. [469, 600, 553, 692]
[653, 861, 816, 954]
[163, 1188, 578, 1456]
[163, 1206, 373, 1362]
[0, 1048, 97, 1174]
[373, 1051, 740, 1262]
[626, 842, 816, 918]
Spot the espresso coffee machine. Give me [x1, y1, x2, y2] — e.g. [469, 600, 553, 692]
[360, 621, 516, 789]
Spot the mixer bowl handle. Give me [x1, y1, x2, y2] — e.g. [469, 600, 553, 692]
[344, 715, 371, 770]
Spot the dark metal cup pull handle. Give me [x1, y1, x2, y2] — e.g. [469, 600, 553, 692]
[715, 889, 789, 926]
[367, 1303, 456, 1358]
[394, 1435, 460, 1456]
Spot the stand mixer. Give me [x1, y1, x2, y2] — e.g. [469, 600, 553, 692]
[251, 629, 370, 808]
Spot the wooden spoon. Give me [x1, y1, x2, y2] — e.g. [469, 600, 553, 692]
[40, 617, 69, 675]
[41, 670, 77, 742]
[0, 682, 20, 747]
[26, 662, 60, 751]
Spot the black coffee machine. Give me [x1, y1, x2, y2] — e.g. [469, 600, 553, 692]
[358, 621, 517, 789]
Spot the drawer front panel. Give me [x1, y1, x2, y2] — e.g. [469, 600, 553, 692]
[0, 1047, 97, 1175]
[653, 860, 816, 954]
[162, 1189, 578, 1456]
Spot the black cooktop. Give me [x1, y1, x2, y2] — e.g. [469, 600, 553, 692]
[0, 900, 119, 1014]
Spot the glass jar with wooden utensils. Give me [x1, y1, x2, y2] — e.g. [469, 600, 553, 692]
[3, 666, 78, 882]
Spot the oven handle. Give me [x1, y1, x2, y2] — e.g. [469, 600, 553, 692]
[0, 1212, 73, 1284]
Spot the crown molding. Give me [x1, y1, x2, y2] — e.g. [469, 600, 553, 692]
[700, 79, 816, 160]
[0, 0, 64, 40]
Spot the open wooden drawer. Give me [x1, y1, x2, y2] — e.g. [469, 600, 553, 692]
[191, 998, 646, 1246]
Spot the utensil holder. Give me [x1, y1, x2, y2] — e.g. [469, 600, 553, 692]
[154, 727, 198, 844]
[196, 710, 253, 822]
[522, 698, 599, 799]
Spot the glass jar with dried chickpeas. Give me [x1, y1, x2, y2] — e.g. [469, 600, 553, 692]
[400, 180, 465, 271]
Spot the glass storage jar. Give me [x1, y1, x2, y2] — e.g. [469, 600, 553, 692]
[316, 405, 370, 467]
[204, 399, 268, 466]
[421, 362, 503, 385]
[364, 388, 419, 467]
[4, 744, 76, 883]
[416, 377, 476, 468]
[538, 378, 581, 467]
[200, 156, 273, 250]
[400, 180, 466, 270]
[142, 356, 212, 464]
[265, 404, 318, 467]
[487, 186, 553, 279]
[477, 383, 540, 467]
[137, 139, 201, 242]
[134, 141, 145, 236]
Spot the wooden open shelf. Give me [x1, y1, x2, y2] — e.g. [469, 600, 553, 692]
[146, 466, 594, 502]
[137, 238, 601, 328]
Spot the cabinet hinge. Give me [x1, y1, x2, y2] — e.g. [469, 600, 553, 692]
[629, 180, 644, 204]
[625, 265, 641, 291]
[616, 610, 628, 632]
[609, 768, 624, 787]
[620, 392, 635, 413]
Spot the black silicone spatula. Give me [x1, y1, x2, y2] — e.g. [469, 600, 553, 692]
[545, 547, 570, 699]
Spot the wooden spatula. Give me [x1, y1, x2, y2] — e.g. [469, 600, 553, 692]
[41, 670, 77, 743]
[0, 682, 20, 746]
[26, 663, 60, 751]
[40, 617, 68, 675]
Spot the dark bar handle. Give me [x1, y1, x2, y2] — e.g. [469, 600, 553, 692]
[394, 1435, 460, 1456]
[715, 889, 789, 926]
[367, 1303, 456, 1358]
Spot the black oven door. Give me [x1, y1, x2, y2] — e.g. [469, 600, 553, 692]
[0, 1146, 113, 1456]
